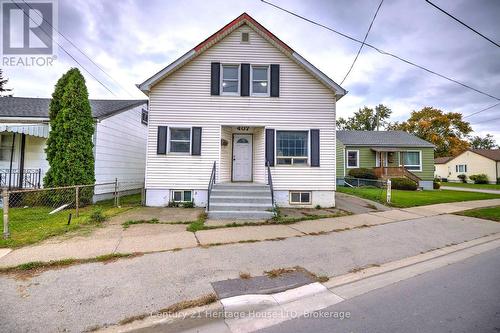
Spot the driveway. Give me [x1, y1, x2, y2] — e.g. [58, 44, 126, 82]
[1, 213, 499, 332]
[441, 186, 500, 195]
[335, 191, 389, 214]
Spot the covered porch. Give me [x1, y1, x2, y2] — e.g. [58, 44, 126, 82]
[219, 125, 266, 184]
[371, 147, 421, 183]
[0, 123, 49, 189]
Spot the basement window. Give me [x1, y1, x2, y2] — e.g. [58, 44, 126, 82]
[289, 191, 311, 204]
[172, 190, 192, 202]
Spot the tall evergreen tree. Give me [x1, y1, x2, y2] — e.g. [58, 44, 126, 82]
[0, 69, 13, 97]
[44, 68, 95, 187]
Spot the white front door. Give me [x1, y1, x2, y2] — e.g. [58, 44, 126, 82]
[232, 134, 252, 181]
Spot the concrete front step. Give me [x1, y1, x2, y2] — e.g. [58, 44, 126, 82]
[211, 189, 271, 197]
[210, 203, 273, 212]
[214, 183, 270, 190]
[208, 210, 274, 220]
[210, 196, 272, 204]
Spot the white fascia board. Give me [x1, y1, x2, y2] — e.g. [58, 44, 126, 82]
[137, 49, 196, 94]
[291, 52, 347, 99]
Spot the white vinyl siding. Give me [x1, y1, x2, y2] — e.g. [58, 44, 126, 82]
[94, 105, 148, 189]
[146, 24, 336, 191]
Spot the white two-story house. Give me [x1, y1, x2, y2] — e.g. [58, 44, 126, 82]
[138, 13, 346, 219]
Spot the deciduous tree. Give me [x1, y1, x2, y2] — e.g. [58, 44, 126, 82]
[337, 104, 392, 131]
[389, 107, 471, 157]
[470, 134, 498, 149]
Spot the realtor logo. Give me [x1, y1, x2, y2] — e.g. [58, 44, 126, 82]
[1, 0, 57, 65]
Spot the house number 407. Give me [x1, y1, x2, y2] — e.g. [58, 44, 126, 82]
[237, 127, 250, 131]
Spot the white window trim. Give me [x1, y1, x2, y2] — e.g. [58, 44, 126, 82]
[220, 64, 240, 96]
[401, 150, 422, 172]
[250, 64, 270, 97]
[346, 149, 359, 168]
[172, 190, 193, 202]
[456, 164, 467, 173]
[289, 191, 312, 205]
[168, 127, 192, 154]
[275, 129, 310, 166]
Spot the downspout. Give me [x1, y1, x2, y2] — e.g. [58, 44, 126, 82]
[18, 134, 26, 188]
[8, 133, 16, 189]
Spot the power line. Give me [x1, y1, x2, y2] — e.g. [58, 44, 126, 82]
[470, 115, 500, 125]
[260, 0, 500, 102]
[425, 0, 500, 48]
[20, 0, 134, 97]
[463, 102, 500, 119]
[341, 0, 384, 85]
[10, 0, 116, 96]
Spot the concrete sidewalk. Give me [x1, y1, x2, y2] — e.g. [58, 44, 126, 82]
[1, 199, 499, 268]
[441, 186, 500, 195]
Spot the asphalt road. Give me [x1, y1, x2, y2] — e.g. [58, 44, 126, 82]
[258, 247, 500, 333]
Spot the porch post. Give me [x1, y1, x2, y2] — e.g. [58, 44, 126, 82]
[18, 134, 26, 189]
[8, 132, 16, 190]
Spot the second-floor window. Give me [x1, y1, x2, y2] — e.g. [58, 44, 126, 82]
[221, 64, 239, 95]
[251, 65, 269, 96]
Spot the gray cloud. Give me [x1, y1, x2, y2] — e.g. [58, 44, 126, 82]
[3, 0, 500, 141]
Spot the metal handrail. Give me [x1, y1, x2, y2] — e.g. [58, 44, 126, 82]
[207, 161, 216, 211]
[266, 161, 275, 207]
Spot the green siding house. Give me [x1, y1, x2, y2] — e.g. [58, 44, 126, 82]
[336, 131, 435, 189]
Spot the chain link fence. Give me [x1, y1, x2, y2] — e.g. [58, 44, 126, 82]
[1, 180, 144, 239]
[340, 177, 391, 204]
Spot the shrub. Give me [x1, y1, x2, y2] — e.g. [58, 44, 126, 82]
[89, 209, 106, 223]
[347, 168, 377, 180]
[497, 178, 500, 185]
[469, 174, 488, 184]
[433, 181, 440, 189]
[457, 174, 467, 183]
[389, 177, 418, 191]
[181, 201, 194, 208]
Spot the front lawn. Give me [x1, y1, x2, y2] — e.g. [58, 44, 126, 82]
[456, 206, 500, 222]
[0, 194, 142, 248]
[440, 182, 500, 190]
[337, 187, 500, 208]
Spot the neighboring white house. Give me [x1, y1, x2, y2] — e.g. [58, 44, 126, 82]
[138, 13, 346, 218]
[434, 149, 500, 183]
[0, 97, 148, 199]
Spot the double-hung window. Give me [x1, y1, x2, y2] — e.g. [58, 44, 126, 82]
[346, 150, 359, 168]
[169, 128, 191, 153]
[276, 131, 308, 165]
[221, 64, 239, 94]
[251, 65, 269, 96]
[402, 151, 421, 171]
[0, 134, 14, 162]
[456, 164, 467, 173]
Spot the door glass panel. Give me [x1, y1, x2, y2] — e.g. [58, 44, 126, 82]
[237, 138, 249, 144]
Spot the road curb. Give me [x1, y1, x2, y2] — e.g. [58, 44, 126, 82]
[324, 232, 500, 293]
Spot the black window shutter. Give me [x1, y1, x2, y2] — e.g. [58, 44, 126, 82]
[270, 64, 280, 97]
[192, 127, 202, 156]
[211, 62, 220, 95]
[241, 63, 250, 96]
[464, 165, 467, 173]
[157, 126, 168, 154]
[310, 129, 320, 167]
[265, 129, 275, 166]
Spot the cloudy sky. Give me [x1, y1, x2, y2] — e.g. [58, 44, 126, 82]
[3, 0, 500, 141]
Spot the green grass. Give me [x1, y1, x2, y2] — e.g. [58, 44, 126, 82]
[337, 187, 500, 208]
[440, 182, 500, 190]
[0, 193, 142, 248]
[456, 206, 500, 222]
[186, 212, 208, 232]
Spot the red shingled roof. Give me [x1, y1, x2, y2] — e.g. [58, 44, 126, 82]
[194, 13, 293, 54]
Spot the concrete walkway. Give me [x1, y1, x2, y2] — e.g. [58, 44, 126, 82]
[441, 186, 500, 195]
[335, 191, 389, 214]
[0, 199, 499, 268]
